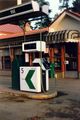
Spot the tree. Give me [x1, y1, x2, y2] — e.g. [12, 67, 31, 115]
[34, 0, 49, 5]
[32, 17, 51, 29]
[59, 0, 70, 11]
[59, 0, 80, 13]
[31, 0, 52, 29]
[72, 0, 80, 13]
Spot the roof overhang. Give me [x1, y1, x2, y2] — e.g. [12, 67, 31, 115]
[45, 30, 80, 44]
[0, 0, 49, 24]
[0, 27, 48, 40]
[49, 10, 80, 29]
[66, 12, 80, 21]
[66, 39, 80, 43]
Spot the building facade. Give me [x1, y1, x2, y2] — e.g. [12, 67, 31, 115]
[0, 8, 80, 79]
[48, 10, 80, 79]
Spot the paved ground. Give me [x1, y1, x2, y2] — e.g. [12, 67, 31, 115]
[0, 77, 80, 120]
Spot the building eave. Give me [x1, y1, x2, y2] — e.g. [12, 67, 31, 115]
[49, 10, 80, 28]
[0, 27, 49, 40]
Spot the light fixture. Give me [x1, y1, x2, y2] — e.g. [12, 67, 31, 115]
[17, 0, 22, 5]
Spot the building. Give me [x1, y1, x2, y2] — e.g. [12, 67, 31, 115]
[0, 24, 48, 79]
[48, 10, 80, 79]
[0, 0, 50, 81]
[0, 7, 80, 79]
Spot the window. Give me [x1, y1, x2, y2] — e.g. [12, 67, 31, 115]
[54, 47, 61, 71]
[2, 56, 11, 70]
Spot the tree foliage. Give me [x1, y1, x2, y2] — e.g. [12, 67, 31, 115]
[59, 0, 80, 13]
[31, 0, 51, 29]
[32, 17, 51, 29]
[72, 0, 80, 13]
[59, 0, 70, 10]
[34, 0, 49, 5]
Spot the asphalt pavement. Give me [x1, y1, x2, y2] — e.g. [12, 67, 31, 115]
[0, 77, 80, 120]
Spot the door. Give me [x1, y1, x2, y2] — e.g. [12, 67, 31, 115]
[65, 43, 77, 78]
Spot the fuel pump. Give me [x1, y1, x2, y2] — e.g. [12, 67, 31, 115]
[20, 41, 49, 92]
[32, 58, 49, 91]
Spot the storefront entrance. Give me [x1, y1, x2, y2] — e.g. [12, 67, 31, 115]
[65, 43, 78, 78]
[49, 43, 78, 79]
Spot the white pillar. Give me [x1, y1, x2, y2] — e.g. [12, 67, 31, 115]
[17, 0, 22, 5]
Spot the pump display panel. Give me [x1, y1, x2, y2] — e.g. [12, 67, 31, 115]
[24, 43, 36, 50]
[22, 41, 46, 52]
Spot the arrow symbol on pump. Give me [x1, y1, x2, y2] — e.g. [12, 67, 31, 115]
[25, 70, 35, 89]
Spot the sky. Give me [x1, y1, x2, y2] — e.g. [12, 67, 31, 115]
[46, 0, 59, 17]
[45, 0, 73, 18]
